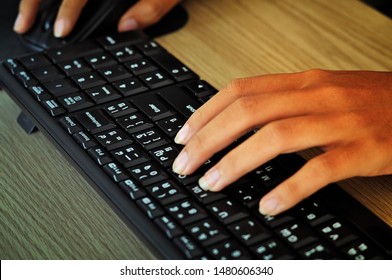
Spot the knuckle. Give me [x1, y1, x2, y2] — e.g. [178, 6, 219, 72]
[227, 78, 252, 98]
[262, 122, 292, 149]
[302, 69, 330, 82]
[232, 97, 256, 123]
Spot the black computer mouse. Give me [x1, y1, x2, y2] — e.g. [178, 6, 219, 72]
[20, 0, 188, 52]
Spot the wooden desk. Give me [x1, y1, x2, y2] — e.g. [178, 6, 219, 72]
[1, 0, 392, 259]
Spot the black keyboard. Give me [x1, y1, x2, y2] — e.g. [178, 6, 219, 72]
[1, 30, 391, 260]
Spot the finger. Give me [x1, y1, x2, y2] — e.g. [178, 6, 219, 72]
[197, 113, 350, 191]
[174, 72, 315, 145]
[14, 0, 42, 33]
[118, 0, 181, 32]
[54, 0, 88, 38]
[172, 87, 339, 176]
[259, 145, 361, 216]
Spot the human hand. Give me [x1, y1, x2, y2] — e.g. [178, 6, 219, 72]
[13, 0, 181, 38]
[172, 69, 392, 216]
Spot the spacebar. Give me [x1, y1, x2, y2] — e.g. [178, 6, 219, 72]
[159, 86, 202, 118]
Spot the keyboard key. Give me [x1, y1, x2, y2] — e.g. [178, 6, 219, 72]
[166, 200, 208, 225]
[15, 70, 37, 87]
[228, 218, 272, 246]
[111, 145, 149, 168]
[207, 199, 249, 225]
[297, 199, 335, 226]
[232, 182, 263, 208]
[19, 53, 51, 69]
[58, 59, 91, 75]
[256, 210, 296, 228]
[97, 32, 147, 50]
[76, 109, 116, 134]
[85, 52, 117, 69]
[253, 160, 289, 189]
[137, 196, 164, 219]
[113, 77, 148, 96]
[156, 116, 185, 137]
[342, 240, 386, 260]
[119, 179, 146, 200]
[72, 71, 106, 90]
[128, 163, 168, 186]
[4, 58, 24, 74]
[208, 240, 252, 260]
[186, 218, 230, 247]
[151, 52, 197, 82]
[28, 85, 51, 101]
[168, 169, 201, 186]
[73, 131, 97, 149]
[276, 221, 319, 250]
[146, 180, 187, 205]
[44, 79, 79, 97]
[95, 129, 133, 150]
[88, 147, 112, 165]
[132, 94, 175, 121]
[42, 99, 66, 116]
[105, 101, 137, 118]
[136, 40, 165, 55]
[187, 184, 227, 205]
[116, 113, 153, 133]
[133, 128, 169, 150]
[251, 238, 296, 260]
[110, 46, 142, 62]
[299, 241, 340, 259]
[59, 116, 83, 134]
[174, 235, 204, 259]
[155, 215, 184, 238]
[85, 85, 122, 104]
[150, 145, 179, 168]
[317, 219, 359, 247]
[58, 92, 94, 112]
[103, 162, 129, 182]
[160, 87, 201, 118]
[125, 58, 158, 75]
[31, 65, 64, 82]
[139, 70, 173, 89]
[186, 80, 216, 98]
[98, 65, 131, 82]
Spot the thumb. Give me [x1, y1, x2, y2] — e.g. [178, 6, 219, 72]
[118, 0, 181, 32]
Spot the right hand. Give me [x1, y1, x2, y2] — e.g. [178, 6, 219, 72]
[13, 0, 181, 38]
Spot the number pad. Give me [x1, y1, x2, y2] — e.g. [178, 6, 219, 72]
[128, 163, 168, 186]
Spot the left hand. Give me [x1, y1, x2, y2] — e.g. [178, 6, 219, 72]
[172, 69, 392, 216]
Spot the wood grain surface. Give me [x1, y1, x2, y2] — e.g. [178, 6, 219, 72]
[1, 0, 391, 259]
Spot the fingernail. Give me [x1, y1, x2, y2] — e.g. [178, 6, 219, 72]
[199, 168, 220, 191]
[259, 196, 279, 215]
[119, 18, 138, 32]
[54, 19, 66, 38]
[13, 14, 24, 32]
[174, 124, 190, 145]
[172, 150, 189, 174]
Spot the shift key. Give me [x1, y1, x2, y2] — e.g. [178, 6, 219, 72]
[159, 87, 201, 118]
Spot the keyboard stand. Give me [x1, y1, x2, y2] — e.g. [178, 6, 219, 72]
[17, 111, 38, 134]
